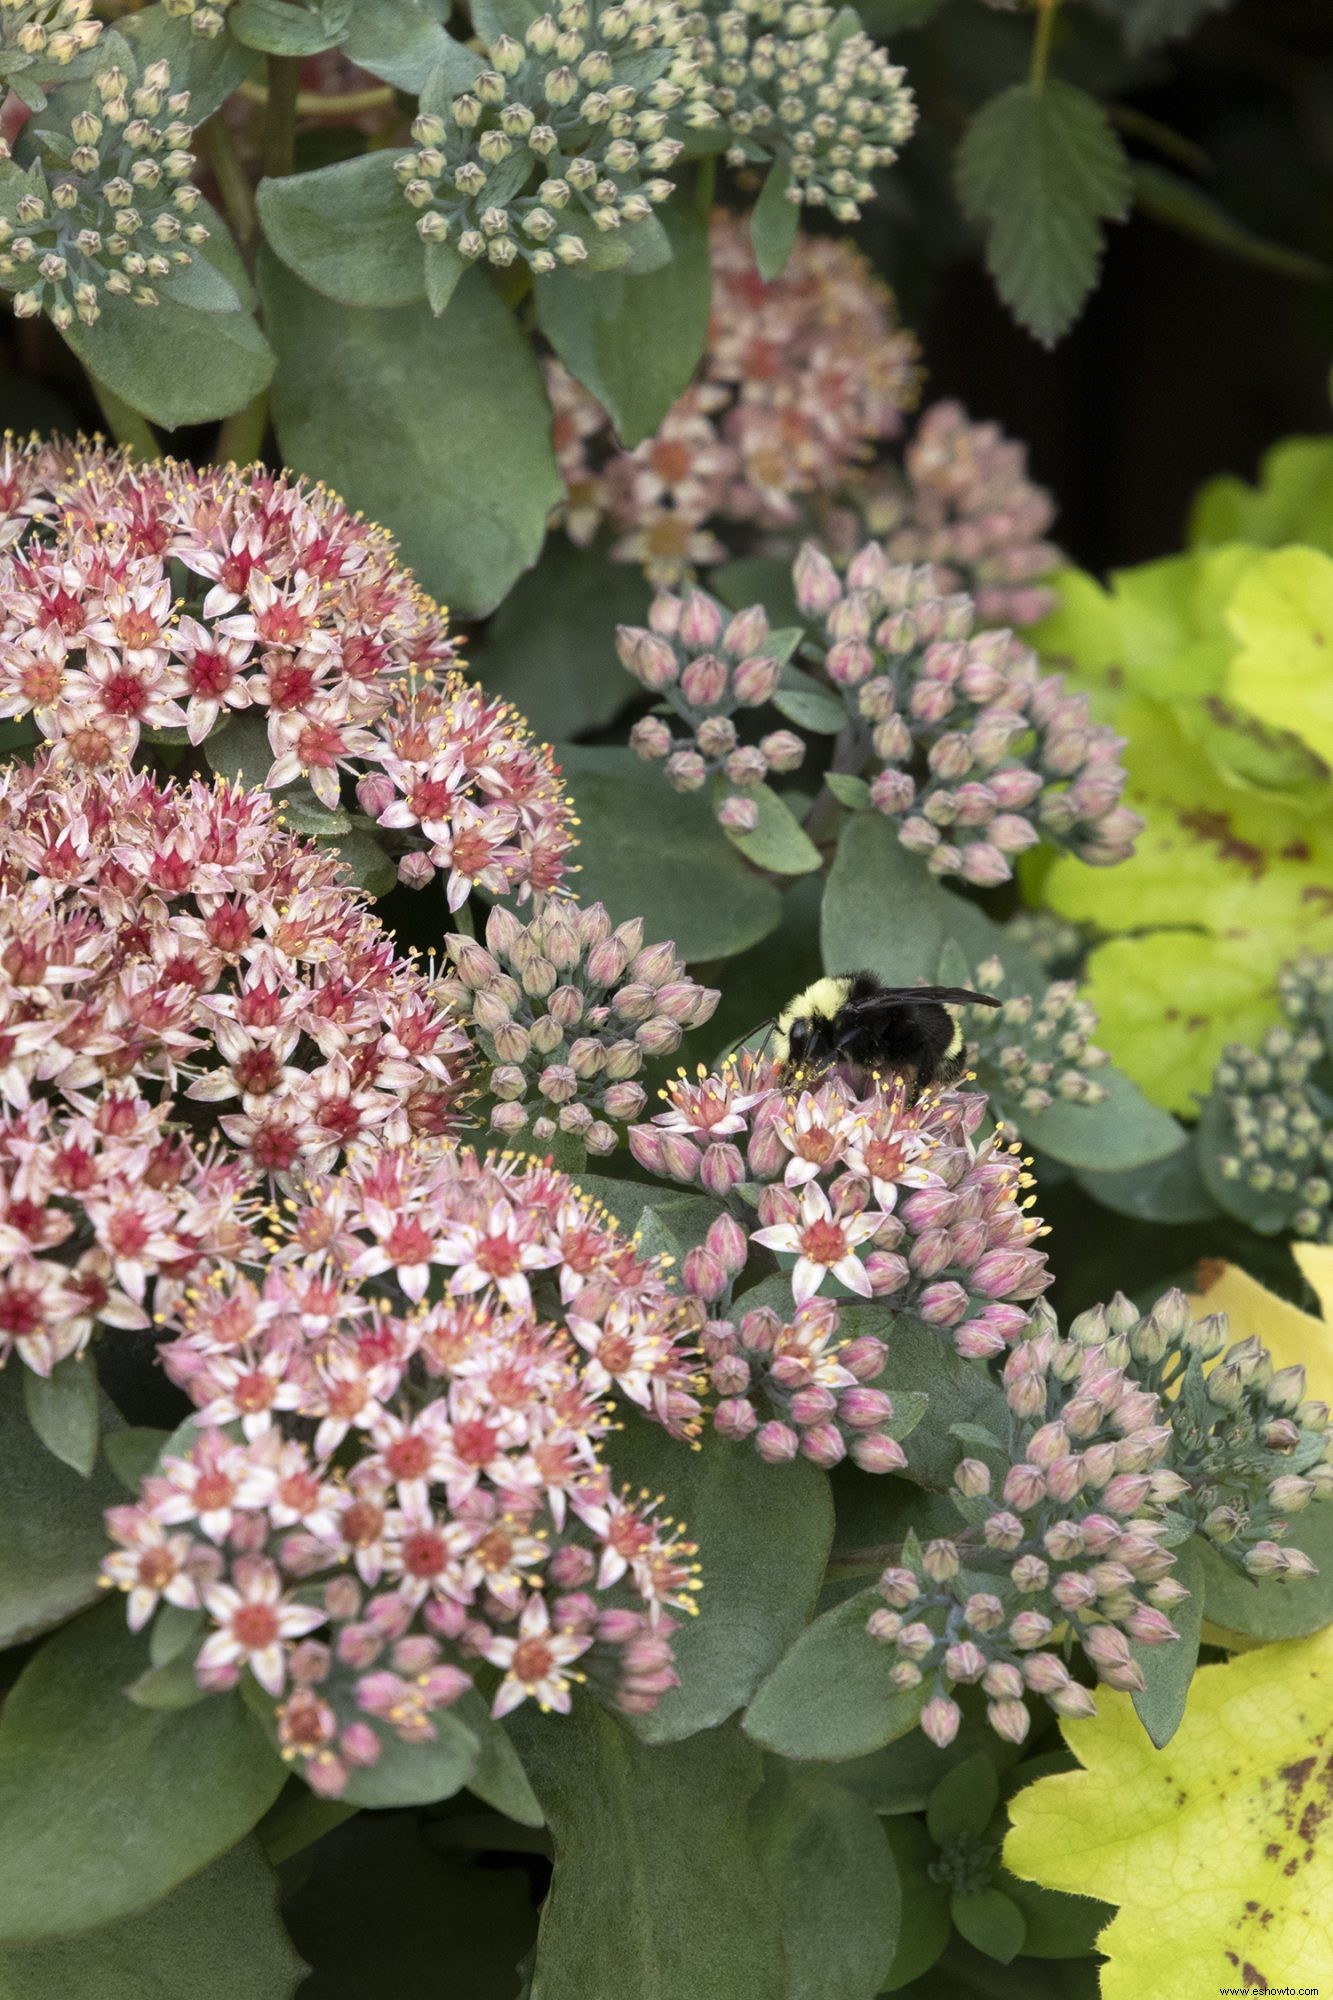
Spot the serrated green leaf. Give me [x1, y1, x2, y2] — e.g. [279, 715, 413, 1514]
[0, 1602, 285, 1942]
[256, 152, 425, 308]
[950, 1887, 1026, 1963]
[956, 80, 1130, 346]
[744, 1587, 925, 1761]
[261, 253, 559, 619]
[0, 1839, 304, 2000]
[749, 158, 799, 280]
[536, 203, 709, 446]
[555, 745, 782, 962]
[22, 1353, 98, 1477]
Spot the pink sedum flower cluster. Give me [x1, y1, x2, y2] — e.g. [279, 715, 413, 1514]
[440, 900, 719, 1156]
[0, 757, 469, 1376]
[868, 1302, 1189, 1750]
[0, 438, 574, 906]
[548, 213, 920, 578]
[103, 1143, 703, 1796]
[822, 399, 1061, 630]
[631, 1053, 1051, 1394]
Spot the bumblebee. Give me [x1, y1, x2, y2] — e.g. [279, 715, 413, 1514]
[770, 972, 1001, 1100]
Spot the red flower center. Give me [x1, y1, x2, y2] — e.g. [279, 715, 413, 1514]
[231, 1602, 280, 1650]
[799, 1218, 847, 1264]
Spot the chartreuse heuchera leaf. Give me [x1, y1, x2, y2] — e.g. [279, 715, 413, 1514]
[1191, 434, 1333, 553]
[1033, 547, 1333, 1110]
[1190, 1247, 1333, 1405]
[1226, 546, 1333, 770]
[1005, 1629, 1333, 1999]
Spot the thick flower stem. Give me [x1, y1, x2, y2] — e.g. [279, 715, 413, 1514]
[214, 392, 269, 468]
[263, 54, 302, 182]
[89, 375, 159, 458]
[198, 112, 258, 257]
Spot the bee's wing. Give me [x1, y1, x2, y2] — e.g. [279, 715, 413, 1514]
[843, 985, 1002, 1013]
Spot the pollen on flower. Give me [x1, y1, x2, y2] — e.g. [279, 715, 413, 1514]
[102, 1142, 704, 1792]
[0, 439, 574, 903]
[548, 212, 921, 580]
[0, 757, 471, 1379]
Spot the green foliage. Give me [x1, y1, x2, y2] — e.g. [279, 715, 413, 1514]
[260, 254, 560, 617]
[610, 1416, 834, 1744]
[63, 286, 274, 429]
[22, 1354, 98, 1477]
[256, 152, 427, 307]
[479, 542, 649, 740]
[555, 745, 782, 960]
[514, 1709, 788, 2000]
[744, 1588, 926, 1761]
[749, 161, 800, 280]
[0, 1603, 285, 1942]
[956, 81, 1130, 346]
[535, 205, 711, 447]
[0, 1370, 124, 1650]
[1032, 544, 1333, 1110]
[1130, 1538, 1203, 1747]
[1191, 435, 1333, 552]
[0, 1840, 304, 2000]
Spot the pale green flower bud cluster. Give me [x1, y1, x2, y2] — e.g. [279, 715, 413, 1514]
[0, 0, 100, 83]
[440, 900, 719, 1156]
[1210, 954, 1333, 1241]
[965, 953, 1110, 1121]
[675, 1, 916, 221]
[160, 0, 235, 40]
[620, 586, 805, 833]
[394, 2, 691, 275]
[0, 56, 206, 329]
[1005, 908, 1085, 975]
[1082, 1288, 1333, 1580]
[868, 1302, 1183, 1751]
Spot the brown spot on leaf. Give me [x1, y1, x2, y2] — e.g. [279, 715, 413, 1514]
[1242, 1965, 1269, 1990]
[1178, 807, 1266, 877]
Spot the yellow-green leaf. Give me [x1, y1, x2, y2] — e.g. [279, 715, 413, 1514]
[1005, 1628, 1333, 1999]
[1227, 546, 1333, 770]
